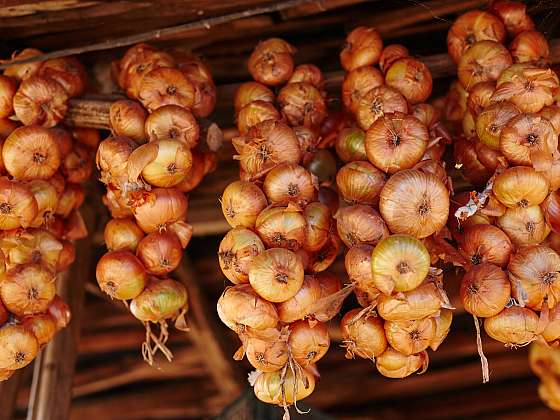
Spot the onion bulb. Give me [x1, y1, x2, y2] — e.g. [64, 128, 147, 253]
[493, 166, 549, 208]
[335, 127, 367, 162]
[255, 205, 306, 251]
[379, 44, 409, 74]
[277, 82, 326, 128]
[253, 367, 315, 406]
[221, 180, 267, 229]
[136, 231, 182, 275]
[542, 191, 560, 234]
[498, 205, 550, 246]
[248, 38, 295, 86]
[47, 295, 71, 330]
[138, 67, 194, 112]
[0, 325, 39, 370]
[0, 75, 16, 118]
[96, 136, 137, 187]
[0, 178, 38, 229]
[508, 245, 560, 309]
[376, 347, 427, 378]
[510, 30, 549, 65]
[476, 102, 520, 150]
[380, 169, 449, 238]
[145, 104, 199, 148]
[430, 309, 453, 351]
[133, 188, 188, 233]
[384, 318, 436, 356]
[26, 179, 58, 227]
[263, 164, 315, 207]
[13, 76, 69, 127]
[276, 274, 322, 323]
[335, 204, 388, 248]
[96, 250, 147, 300]
[459, 224, 513, 267]
[445, 80, 468, 122]
[3, 48, 43, 81]
[340, 27, 383, 71]
[288, 64, 324, 88]
[385, 57, 432, 104]
[303, 202, 331, 252]
[371, 234, 430, 294]
[217, 284, 278, 332]
[543, 304, 560, 344]
[377, 281, 443, 321]
[248, 248, 304, 303]
[342, 66, 383, 113]
[457, 41, 512, 89]
[355, 85, 408, 131]
[234, 82, 275, 113]
[104, 218, 144, 252]
[460, 263, 511, 317]
[57, 240, 75, 272]
[467, 81, 495, 116]
[345, 245, 375, 290]
[0, 264, 55, 316]
[484, 306, 540, 346]
[109, 99, 147, 143]
[38, 57, 86, 97]
[218, 227, 265, 284]
[340, 309, 387, 360]
[243, 328, 288, 372]
[2, 228, 62, 272]
[20, 314, 57, 348]
[237, 100, 280, 135]
[289, 320, 330, 366]
[130, 277, 187, 322]
[490, 0, 535, 36]
[336, 161, 385, 205]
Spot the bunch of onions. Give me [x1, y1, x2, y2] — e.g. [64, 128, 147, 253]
[529, 341, 560, 412]
[96, 44, 219, 365]
[219, 38, 349, 411]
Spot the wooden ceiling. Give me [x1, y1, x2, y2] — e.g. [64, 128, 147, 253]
[2, 0, 560, 419]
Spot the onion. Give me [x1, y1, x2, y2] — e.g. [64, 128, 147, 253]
[101, 189, 130, 219]
[385, 57, 432, 104]
[104, 218, 144, 252]
[510, 30, 549, 65]
[96, 250, 147, 300]
[345, 244, 375, 289]
[467, 81, 495, 116]
[430, 309, 453, 351]
[543, 191, 560, 234]
[178, 61, 216, 119]
[493, 166, 549, 208]
[340, 309, 387, 360]
[221, 180, 267, 229]
[305, 149, 337, 185]
[462, 111, 476, 139]
[336, 161, 386, 205]
[355, 86, 408, 131]
[47, 295, 71, 330]
[335, 204, 388, 248]
[234, 82, 275, 113]
[255, 205, 306, 251]
[371, 234, 430, 294]
[217, 284, 278, 331]
[303, 202, 331, 252]
[232, 120, 301, 180]
[0, 264, 55, 316]
[380, 169, 449, 238]
[342, 66, 384, 113]
[0, 325, 39, 370]
[122, 50, 176, 98]
[484, 306, 540, 346]
[460, 263, 511, 317]
[453, 137, 493, 187]
[0, 75, 16, 118]
[13, 76, 69, 127]
[447, 10, 506, 64]
[289, 321, 330, 366]
[476, 102, 520, 150]
[288, 64, 324, 89]
[412, 159, 448, 186]
[293, 126, 319, 160]
[385, 318, 436, 356]
[144, 104, 199, 148]
[133, 188, 188, 233]
[3, 126, 61, 180]
[277, 274, 322, 323]
[0, 178, 38, 229]
[340, 27, 383, 71]
[26, 179, 58, 227]
[538, 105, 560, 135]
[253, 367, 315, 406]
[130, 277, 187, 322]
[277, 82, 326, 128]
[377, 281, 443, 321]
[379, 44, 409, 74]
[109, 100, 147, 143]
[3, 48, 43, 81]
[365, 112, 428, 174]
[243, 328, 288, 372]
[138, 67, 195, 112]
[457, 41, 512, 90]
[21, 314, 57, 348]
[248, 248, 304, 303]
[62, 143, 93, 184]
[136, 231, 182, 275]
[2, 228, 62, 272]
[318, 186, 339, 214]
[335, 127, 367, 162]
[459, 224, 512, 267]
[175, 149, 210, 193]
[475, 142, 505, 171]
[508, 245, 560, 309]
[237, 100, 280, 135]
[376, 347, 427, 378]
[128, 140, 192, 188]
[490, 0, 535, 36]
[218, 227, 265, 284]
[263, 164, 315, 207]
[55, 183, 84, 218]
[307, 234, 341, 273]
[57, 240, 75, 272]
[248, 38, 295, 86]
[38, 57, 87, 97]
[543, 304, 560, 344]
[445, 80, 468, 122]
[96, 136, 137, 187]
[498, 205, 550, 246]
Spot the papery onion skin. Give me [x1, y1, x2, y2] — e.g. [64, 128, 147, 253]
[96, 136, 137, 187]
[510, 30, 549, 65]
[38, 57, 87, 97]
[365, 112, 428, 174]
[109, 100, 147, 144]
[0, 325, 39, 370]
[217, 284, 278, 332]
[130, 278, 187, 322]
[136, 231, 182, 275]
[377, 281, 442, 321]
[430, 309, 453, 351]
[476, 101, 521, 150]
[453, 137, 493, 187]
[376, 347, 426, 378]
[460, 263, 511, 318]
[340, 27, 383, 71]
[508, 245, 560, 309]
[277, 82, 327, 128]
[484, 306, 540, 346]
[122, 50, 176, 99]
[263, 164, 315, 207]
[3, 48, 43, 81]
[459, 224, 513, 267]
[221, 180, 267, 229]
[137, 140, 193, 188]
[253, 367, 315, 406]
[379, 44, 409, 74]
[467, 81, 495, 116]
[236, 100, 281, 135]
[104, 218, 145, 252]
[356, 86, 408, 131]
[303, 202, 331, 252]
[244, 329, 288, 372]
[289, 320, 330, 366]
[345, 244, 375, 290]
[542, 191, 560, 234]
[276, 274, 322, 323]
[493, 166, 549, 208]
[13, 76, 69, 127]
[96, 250, 147, 300]
[384, 318, 436, 356]
[380, 169, 449, 238]
[340, 309, 387, 360]
[218, 227, 265, 284]
[371, 234, 430, 294]
[133, 188, 188, 233]
[336, 161, 386, 205]
[498, 205, 550, 247]
[57, 240, 76, 272]
[342, 66, 384, 113]
[255, 205, 306, 251]
[457, 41, 512, 90]
[385, 57, 433, 104]
[145, 104, 199, 148]
[47, 295, 71, 330]
[336, 204, 389, 248]
[447, 10, 506, 64]
[0, 178, 38, 230]
[248, 247, 304, 303]
[138, 67, 195, 112]
[335, 127, 367, 162]
[234, 82, 275, 113]
[21, 314, 57, 348]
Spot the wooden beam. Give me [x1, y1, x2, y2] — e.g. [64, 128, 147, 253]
[26, 205, 95, 420]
